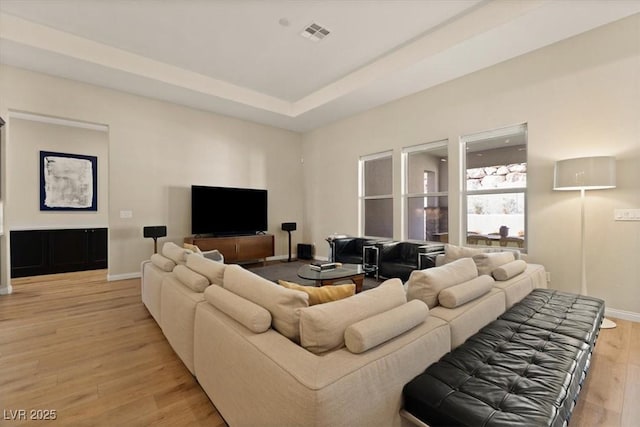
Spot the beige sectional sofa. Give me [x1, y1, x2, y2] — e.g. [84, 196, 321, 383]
[140, 242, 546, 427]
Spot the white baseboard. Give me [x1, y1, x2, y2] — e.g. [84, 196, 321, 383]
[605, 307, 640, 323]
[108, 272, 141, 281]
[0, 284, 12, 295]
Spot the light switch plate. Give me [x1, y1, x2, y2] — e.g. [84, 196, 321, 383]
[614, 209, 640, 221]
[120, 210, 133, 219]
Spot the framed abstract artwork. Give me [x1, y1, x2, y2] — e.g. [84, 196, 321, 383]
[40, 151, 98, 211]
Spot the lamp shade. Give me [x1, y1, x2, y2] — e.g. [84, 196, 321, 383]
[553, 156, 616, 191]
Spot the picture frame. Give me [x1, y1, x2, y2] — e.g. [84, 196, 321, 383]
[40, 150, 98, 211]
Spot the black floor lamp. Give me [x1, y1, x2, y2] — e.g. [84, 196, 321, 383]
[281, 222, 296, 262]
[143, 225, 167, 254]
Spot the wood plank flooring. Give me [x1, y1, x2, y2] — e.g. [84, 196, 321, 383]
[0, 271, 226, 426]
[1, 271, 638, 426]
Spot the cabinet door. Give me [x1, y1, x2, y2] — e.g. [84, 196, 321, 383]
[237, 235, 274, 261]
[49, 229, 89, 273]
[10, 230, 49, 278]
[193, 237, 238, 262]
[88, 228, 108, 269]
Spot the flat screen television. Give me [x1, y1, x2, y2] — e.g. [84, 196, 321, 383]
[191, 185, 268, 236]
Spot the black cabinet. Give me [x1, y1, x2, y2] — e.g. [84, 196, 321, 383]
[10, 228, 108, 278]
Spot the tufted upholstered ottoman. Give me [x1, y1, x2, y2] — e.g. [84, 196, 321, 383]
[403, 289, 605, 427]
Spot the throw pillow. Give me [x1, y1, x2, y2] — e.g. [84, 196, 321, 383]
[298, 278, 406, 354]
[492, 259, 527, 281]
[438, 275, 495, 308]
[472, 252, 515, 276]
[186, 253, 225, 285]
[223, 264, 308, 343]
[183, 242, 202, 254]
[150, 253, 176, 272]
[278, 280, 355, 305]
[204, 285, 271, 333]
[173, 264, 210, 292]
[344, 299, 428, 354]
[443, 244, 484, 264]
[406, 257, 478, 308]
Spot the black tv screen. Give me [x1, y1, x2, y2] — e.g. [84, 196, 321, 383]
[191, 185, 268, 235]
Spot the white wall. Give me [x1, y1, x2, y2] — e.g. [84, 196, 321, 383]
[0, 65, 304, 290]
[302, 15, 640, 315]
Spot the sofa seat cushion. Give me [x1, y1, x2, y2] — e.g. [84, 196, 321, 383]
[174, 264, 210, 292]
[430, 288, 505, 349]
[204, 285, 271, 333]
[493, 259, 527, 281]
[298, 278, 406, 354]
[472, 251, 515, 276]
[344, 299, 428, 354]
[278, 280, 355, 305]
[223, 264, 308, 342]
[438, 275, 495, 309]
[186, 253, 225, 285]
[406, 257, 478, 308]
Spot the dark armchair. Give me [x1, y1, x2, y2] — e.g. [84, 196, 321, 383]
[331, 237, 380, 264]
[378, 241, 444, 282]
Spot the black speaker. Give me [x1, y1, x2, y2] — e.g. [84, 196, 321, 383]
[297, 244, 313, 260]
[143, 226, 167, 238]
[281, 222, 297, 232]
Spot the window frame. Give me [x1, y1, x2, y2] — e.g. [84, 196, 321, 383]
[358, 150, 394, 238]
[401, 140, 449, 241]
[461, 123, 528, 251]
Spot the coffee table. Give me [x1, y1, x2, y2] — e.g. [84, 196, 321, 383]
[297, 263, 366, 293]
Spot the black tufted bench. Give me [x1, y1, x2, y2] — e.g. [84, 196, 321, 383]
[403, 289, 605, 427]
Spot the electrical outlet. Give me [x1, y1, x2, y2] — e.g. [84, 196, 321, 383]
[120, 210, 133, 219]
[546, 272, 551, 283]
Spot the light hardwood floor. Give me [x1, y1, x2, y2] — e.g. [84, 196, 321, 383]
[1, 271, 638, 426]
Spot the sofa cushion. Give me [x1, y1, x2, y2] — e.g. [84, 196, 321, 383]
[438, 275, 495, 308]
[204, 285, 271, 333]
[472, 251, 515, 276]
[443, 244, 485, 264]
[223, 265, 308, 342]
[162, 241, 192, 264]
[344, 299, 428, 354]
[278, 280, 355, 305]
[493, 259, 528, 281]
[183, 242, 202, 254]
[298, 278, 406, 354]
[186, 253, 225, 285]
[150, 253, 176, 272]
[406, 257, 478, 308]
[174, 264, 210, 292]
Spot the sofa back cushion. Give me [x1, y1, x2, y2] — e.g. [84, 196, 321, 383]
[186, 253, 225, 285]
[174, 264, 210, 292]
[344, 299, 428, 354]
[223, 265, 308, 342]
[204, 285, 271, 333]
[472, 252, 515, 276]
[438, 275, 495, 308]
[406, 257, 478, 308]
[298, 278, 406, 354]
[162, 242, 192, 265]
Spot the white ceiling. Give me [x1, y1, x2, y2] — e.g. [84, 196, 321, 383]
[1, 0, 639, 132]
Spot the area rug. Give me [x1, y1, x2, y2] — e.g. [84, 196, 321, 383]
[246, 260, 382, 292]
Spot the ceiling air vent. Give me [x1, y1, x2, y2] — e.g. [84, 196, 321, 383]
[300, 23, 331, 42]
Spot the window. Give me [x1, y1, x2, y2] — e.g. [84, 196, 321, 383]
[359, 152, 393, 238]
[402, 141, 448, 242]
[462, 124, 527, 250]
